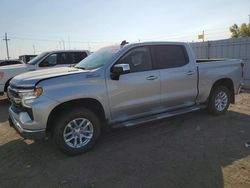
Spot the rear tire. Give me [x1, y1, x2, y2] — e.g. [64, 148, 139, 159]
[53, 108, 101, 155]
[207, 86, 231, 115]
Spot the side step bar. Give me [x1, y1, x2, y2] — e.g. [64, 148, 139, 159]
[113, 105, 206, 128]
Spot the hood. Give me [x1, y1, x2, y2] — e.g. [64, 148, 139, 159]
[10, 67, 88, 88]
[0, 63, 27, 70]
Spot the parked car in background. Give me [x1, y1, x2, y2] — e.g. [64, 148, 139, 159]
[8, 42, 244, 155]
[0, 60, 24, 66]
[19, 55, 37, 63]
[0, 50, 90, 95]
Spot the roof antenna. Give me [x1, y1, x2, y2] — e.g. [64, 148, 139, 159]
[120, 40, 129, 47]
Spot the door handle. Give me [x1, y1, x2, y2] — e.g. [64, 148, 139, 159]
[146, 75, 158, 80]
[186, 70, 195, 75]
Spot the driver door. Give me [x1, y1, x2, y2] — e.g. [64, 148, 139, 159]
[106, 46, 161, 123]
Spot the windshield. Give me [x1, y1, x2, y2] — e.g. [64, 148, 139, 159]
[75, 47, 120, 70]
[27, 52, 49, 65]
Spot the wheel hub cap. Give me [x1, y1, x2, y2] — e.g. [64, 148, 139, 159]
[215, 91, 228, 111]
[63, 118, 94, 148]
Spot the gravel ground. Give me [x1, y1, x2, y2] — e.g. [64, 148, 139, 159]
[0, 93, 250, 188]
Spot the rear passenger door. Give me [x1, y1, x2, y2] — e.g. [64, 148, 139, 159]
[151, 45, 197, 111]
[107, 46, 161, 123]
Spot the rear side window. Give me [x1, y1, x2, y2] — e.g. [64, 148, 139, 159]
[57, 53, 67, 64]
[117, 47, 152, 73]
[64, 52, 88, 64]
[73, 52, 88, 64]
[151, 45, 189, 69]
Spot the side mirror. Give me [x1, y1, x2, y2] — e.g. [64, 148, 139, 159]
[111, 64, 130, 74]
[111, 64, 130, 80]
[39, 61, 50, 67]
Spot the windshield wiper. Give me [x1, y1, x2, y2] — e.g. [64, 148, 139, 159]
[74, 66, 86, 70]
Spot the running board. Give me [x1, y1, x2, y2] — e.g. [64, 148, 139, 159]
[113, 105, 206, 128]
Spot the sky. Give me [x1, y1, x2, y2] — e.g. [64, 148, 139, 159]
[0, 0, 249, 59]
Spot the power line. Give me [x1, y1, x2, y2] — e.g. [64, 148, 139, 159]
[139, 26, 230, 41]
[3, 30, 231, 58]
[10, 36, 59, 43]
[9, 35, 113, 44]
[3, 33, 10, 59]
[9, 32, 230, 46]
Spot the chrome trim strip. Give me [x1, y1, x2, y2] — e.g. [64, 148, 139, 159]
[8, 86, 34, 93]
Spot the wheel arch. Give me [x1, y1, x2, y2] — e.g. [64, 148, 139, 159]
[46, 98, 107, 133]
[209, 78, 235, 104]
[4, 77, 13, 92]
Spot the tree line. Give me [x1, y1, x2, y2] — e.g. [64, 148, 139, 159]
[230, 23, 250, 38]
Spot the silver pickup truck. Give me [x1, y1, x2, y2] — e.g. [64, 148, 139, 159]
[8, 42, 244, 155]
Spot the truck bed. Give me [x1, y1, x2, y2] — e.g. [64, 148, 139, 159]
[196, 59, 243, 103]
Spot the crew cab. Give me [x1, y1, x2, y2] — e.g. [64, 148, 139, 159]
[8, 42, 244, 155]
[0, 50, 90, 95]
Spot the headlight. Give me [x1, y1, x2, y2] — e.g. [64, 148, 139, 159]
[19, 87, 43, 108]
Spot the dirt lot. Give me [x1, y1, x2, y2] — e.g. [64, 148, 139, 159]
[0, 94, 250, 188]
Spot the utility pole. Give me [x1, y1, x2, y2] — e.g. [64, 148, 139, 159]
[68, 35, 71, 49]
[3, 33, 10, 60]
[62, 39, 65, 50]
[202, 30, 205, 42]
[33, 45, 36, 55]
[59, 41, 62, 50]
[88, 42, 91, 51]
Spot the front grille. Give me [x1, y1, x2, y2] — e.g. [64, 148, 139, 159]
[8, 86, 34, 120]
[11, 104, 23, 114]
[11, 105, 34, 120]
[8, 86, 19, 100]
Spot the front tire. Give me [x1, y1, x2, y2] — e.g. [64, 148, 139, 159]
[207, 86, 231, 115]
[53, 108, 101, 155]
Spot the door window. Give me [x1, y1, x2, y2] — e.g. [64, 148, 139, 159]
[57, 53, 67, 64]
[40, 53, 57, 67]
[152, 45, 189, 69]
[117, 47, 152, 73]
[56, 52, 88, 65]
[72, 52, 88, 64]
